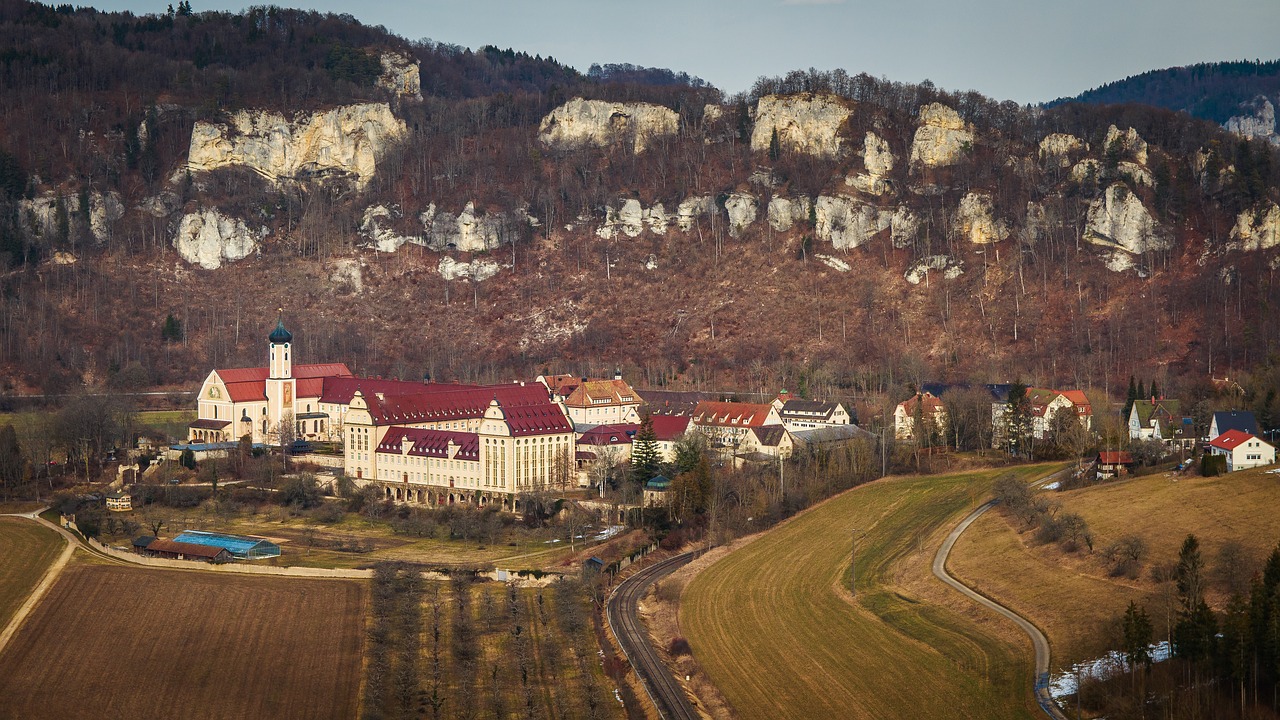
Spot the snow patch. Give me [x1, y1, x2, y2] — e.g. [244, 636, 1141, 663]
[815, 254, 850, 272]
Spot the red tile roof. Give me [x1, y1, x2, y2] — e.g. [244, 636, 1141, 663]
[1097, 451, 1133, 465]
[356, 384, 573, 438]
[319, 376, 481, 405]
[562, 378, 641, 408]
[578, 423, 639, 446]
[649, 414, 690, 441]
[377, 427, 479, 461]
[898, 393, 945, 415]
[1209, 429, 1257, 451]
[692, 401, 777, 428]
[145, 538, 230, 559]
[215, 363, 354, 403]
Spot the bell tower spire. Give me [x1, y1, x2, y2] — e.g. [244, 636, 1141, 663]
[268, 308, 293, 380]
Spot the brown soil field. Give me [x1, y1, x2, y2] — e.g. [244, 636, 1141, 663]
[0, 517, 64, 630]
[949, 466, 1280, 665]
[0, 561, 367, 720]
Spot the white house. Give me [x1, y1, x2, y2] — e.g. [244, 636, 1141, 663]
[1207, 430, 1275, 472]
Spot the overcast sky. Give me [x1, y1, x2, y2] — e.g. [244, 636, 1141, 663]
[93, 0, 1280, 104]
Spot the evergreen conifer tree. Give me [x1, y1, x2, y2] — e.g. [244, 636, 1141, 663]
[630, 415, 661, 486]
[1124, 376, 1138, 419]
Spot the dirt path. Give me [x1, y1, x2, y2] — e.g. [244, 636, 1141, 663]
[0, 511, 76, 657]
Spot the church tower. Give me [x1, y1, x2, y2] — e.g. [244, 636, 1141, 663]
[264, 310, 297, 444]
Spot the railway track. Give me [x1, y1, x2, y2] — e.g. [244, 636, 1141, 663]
[606, 551, 701, 720]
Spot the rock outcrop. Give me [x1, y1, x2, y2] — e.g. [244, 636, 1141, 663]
[360, 205, 422, 253]
[187, 103, 406, 189]
[750, 94, 851, 158]
[676, 196, 716, 231]
[173, 209, 260, 269]
[910, 103, 974, 168]
[847, 132, 895, 195]
[21, 191, 123, 243]
[890, 207, 919, 248]
[725, 193, 758, 237]
[1039, 133, 1084, 167]
[1225, 97, 1278, 144]
[1231, 203, 1280, 250]
[815, 195, 890, 250]
[955, 192, 1006, 244]
[596, 199, 669, 238]
[904, 255, 964, 284]
[362, 202, 519, 253]
[438, 256, 501, 282]
[422, 202, 517, 252]
[377, 51, 422, 100]
[1104, 125, 1149, 166]
[537, 98, 678, 154]
[1085, 183, 1168, 255]
[768, 196, 811, 232]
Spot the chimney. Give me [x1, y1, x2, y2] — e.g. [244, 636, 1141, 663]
[614, 368, 622, 381]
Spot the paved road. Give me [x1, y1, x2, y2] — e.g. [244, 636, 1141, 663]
[607, 551, 701, 720]
[933, 472, 1070, 720]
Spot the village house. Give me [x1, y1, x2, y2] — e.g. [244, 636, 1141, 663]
[643, 476, 671, 507]
[1128, 399, 1194, 446]
[771, 390, 852, 431]
[688, 401, 784, 452]
[1207, 430, 1276, 472]
[991, 386, 1092, 447]
[736, 425, 794, 461]
[576, 423, 638, 461]
[894, 392, 947, 441]
[1096, 450, 1135, 479]
[1210, 411, 1259, 441]
[649, 414, 691, 462]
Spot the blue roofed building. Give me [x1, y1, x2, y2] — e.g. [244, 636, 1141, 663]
[171, 530, 281, 560]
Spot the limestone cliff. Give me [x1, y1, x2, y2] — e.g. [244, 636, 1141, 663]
[438, 256, 502, 282]
[725, 193, 759, 238]
[676, 196, 716, 231]
[768, 196, 811, 232]
[1104, 125, 1149, 166]
[955, 192, 1007, 244]
[538, 98, 679, 154]
[377, 51, 422, 101]
[1039, 133, 1084, 167]
[846, 132, 895, 195]
[21, 191, 124, 244]
[1225, 97, 1279, 145]
[815, 195, 890, 250]
[362, 202, 520, 253]
[173, 209, 261, 269]
[910, 103, 974, 168]
[1231, 203, 1280, 250]
[750, 94, 851, 158]
[1085, 183, 1168, 255]
[186, 103, 406, 189]
[904, 255, 964, 284]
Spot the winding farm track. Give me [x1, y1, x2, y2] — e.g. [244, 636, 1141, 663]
[607, 551, 700, 720]
[933, 471, 1071, 720]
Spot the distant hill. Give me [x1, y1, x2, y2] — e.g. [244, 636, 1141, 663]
[1048, 60, 1280, 126]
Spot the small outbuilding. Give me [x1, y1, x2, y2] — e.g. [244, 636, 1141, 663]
[171, 530, 281, 560]
[1097, 451, 1135, 479]
[141, 538, 233, 563]
[643, 476, 671, 507]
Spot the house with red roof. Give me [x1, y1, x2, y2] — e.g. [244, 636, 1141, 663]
[538, 371, 643, 428]
[1207, 430, 1275, 472]
[894, 392, 947, 441]
[689, 401, 783, 451]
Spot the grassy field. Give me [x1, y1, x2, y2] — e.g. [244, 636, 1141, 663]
[949, 466, 1280, 665]
[0, 408, 194, 446]
[0, 518, 64, 631]
[0, 559, 367, 720]
[680, 465, 1062, 720]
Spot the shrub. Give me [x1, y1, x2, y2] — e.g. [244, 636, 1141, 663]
[1200, 454, 1226, 477]
[668, 637, 692, 656]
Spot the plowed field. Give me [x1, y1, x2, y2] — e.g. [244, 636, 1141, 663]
[0, 562, 366, 720]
